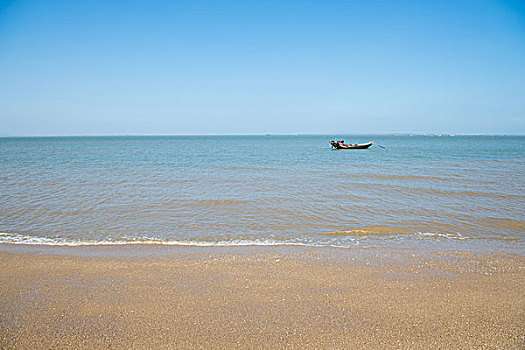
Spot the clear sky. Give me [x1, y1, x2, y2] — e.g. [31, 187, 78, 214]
[1, 0, 524, 135]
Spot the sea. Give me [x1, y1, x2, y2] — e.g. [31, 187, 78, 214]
[1, 135, 524, 254]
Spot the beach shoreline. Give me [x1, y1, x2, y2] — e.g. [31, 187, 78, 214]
[1, 244, 523, 349]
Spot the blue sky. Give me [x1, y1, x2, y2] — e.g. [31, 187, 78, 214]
[1, 0, 524, 135]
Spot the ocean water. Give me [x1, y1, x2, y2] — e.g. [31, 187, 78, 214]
[1, 135, 524, 253]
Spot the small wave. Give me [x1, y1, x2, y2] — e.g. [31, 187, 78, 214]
[1, 229, 519, 248]
[222, 166, 277, 171]
[414, 232, 519, 241]
[361, 173, 498, 185]
[365, 174, 455, 182]
[321, 226, 413, 236]
[474, 218, 525, 230]
[0, 232, 359, 248]
[415, 232, 470, 240]
[175, 199, 250, 210]
[416, 188, 521, 199]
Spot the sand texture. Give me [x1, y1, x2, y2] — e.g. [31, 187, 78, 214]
[0, 246, 524, 349]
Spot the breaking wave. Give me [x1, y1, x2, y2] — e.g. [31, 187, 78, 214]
[0, 230, 518, 249]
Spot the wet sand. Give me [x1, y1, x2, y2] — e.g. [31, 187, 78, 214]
[0, 245, 524, 349]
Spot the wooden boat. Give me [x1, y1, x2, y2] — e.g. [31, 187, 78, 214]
[330, 140, 374, 149]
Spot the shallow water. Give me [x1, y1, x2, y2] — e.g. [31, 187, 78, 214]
[1, 135, 523, 253]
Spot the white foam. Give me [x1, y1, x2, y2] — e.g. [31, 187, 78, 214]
[0, 230, 492, 249]
[415, 232, 469, 240]
[0, 232, 359, 249]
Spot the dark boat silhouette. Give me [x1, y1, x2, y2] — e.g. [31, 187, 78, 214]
[329, 140, 374, 149]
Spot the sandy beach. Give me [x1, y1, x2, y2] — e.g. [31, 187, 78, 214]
[0, 245, 523, 349]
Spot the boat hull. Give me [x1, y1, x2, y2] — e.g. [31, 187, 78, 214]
[330, 141, 374, 149]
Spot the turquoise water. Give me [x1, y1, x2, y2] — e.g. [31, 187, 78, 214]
[0, 135, 523, 252]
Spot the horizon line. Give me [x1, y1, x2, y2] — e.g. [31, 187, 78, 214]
[1, 132, 525, 138]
